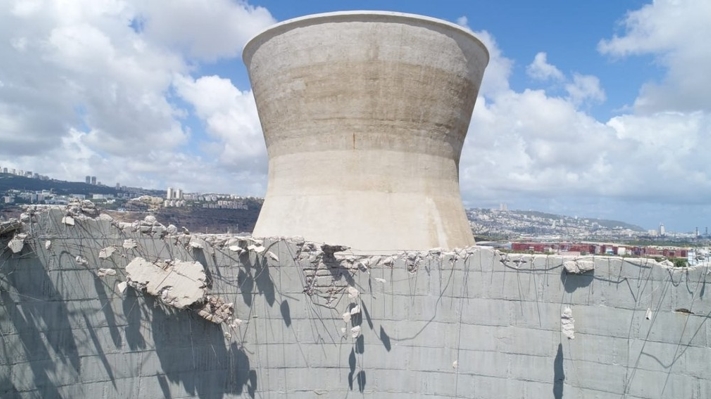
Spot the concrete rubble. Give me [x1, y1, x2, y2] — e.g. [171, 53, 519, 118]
[563, 258, 595, 274]
[195, 295, 234, 324]
[0, 219, 21, 237]
[97, 268, 117, 277]
[125, 257, 207, 310]
[3, 205, 711, 399]
[98, 246, 116, 259]
[7, 233, 28, 254]
[561, 307, 575, 339]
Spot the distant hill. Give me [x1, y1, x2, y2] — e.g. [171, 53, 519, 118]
[515, 210, 645, 231]
[0, 173, 119, 196]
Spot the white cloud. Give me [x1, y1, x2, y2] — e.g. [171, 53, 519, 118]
[133, 0, 275, 61]
[173, 75, 266, 172]
[527, 52, 564, 81]
[598, 0, 711, 113]
[565, 73, 606, 106]
[456, 16, 512, 98]
[0, 0, 274, 193]
[458, 20, 711, 215]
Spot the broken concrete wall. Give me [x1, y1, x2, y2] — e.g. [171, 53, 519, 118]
[1, 209, 711, 398]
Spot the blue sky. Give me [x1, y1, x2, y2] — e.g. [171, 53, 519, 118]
[1, 0, 710, 232]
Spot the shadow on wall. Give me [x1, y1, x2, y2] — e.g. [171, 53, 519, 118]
[560, 269, 593, 293]
[147, 295, 258, 399]
[554, 343, 564, 399]
[144, 247, 281, 398]
[0, 251, 80, 399]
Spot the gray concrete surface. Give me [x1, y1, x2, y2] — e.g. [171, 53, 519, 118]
[244, 12, 489, 251]
[2, 209, 711, 398]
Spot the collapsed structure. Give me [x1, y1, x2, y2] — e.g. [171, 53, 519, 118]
[245, 12, 489, 252]
[2, 204, 711, 398]
[2, 11, 711, 399]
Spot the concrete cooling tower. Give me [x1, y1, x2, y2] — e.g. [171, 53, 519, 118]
[243, 11, 489, 252]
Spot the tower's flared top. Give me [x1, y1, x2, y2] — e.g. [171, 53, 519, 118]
[243, 11, 490, 66]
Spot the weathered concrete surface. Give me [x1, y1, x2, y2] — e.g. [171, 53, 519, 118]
[244, 12, 489, 252]
[125, 257, 207, 309]
[2, 209, 711, 398]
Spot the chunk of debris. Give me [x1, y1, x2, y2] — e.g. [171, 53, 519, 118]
[381, 256, 394, 266]
[45, 240, 52, 250]
[367, 256, 381, 267]
[98, 246, 116, 259]
[230, 318, 243, 328]
[20, 213, 30, 222]
[374, 278, 387, 284]
[117, 222, 133, 231]
[125, 257, 207, 309]
[97, 213, 113, 222]
[97, 268, 117, 277]
[80, 200, 98, 216]
[563, 259, 595, 274]
[561, 307, 575, 339]
[0, 219, 22, 236]
[675, 308, 694, 315]
[266, 251, 279, 261]
[350, 305, 361, 315]
[62, 215, 75, 226]
[195, 295, 234, 324]
[347, 286, 360, 299]
[123, 239, 137, 249]
[75, 256, 88, 266]
[646, 308, 653, 320]
[166, 224, 178, 235]
[116, 281, 127, 294]
[342, 312, 352, 323]
[321, 244, 349, 260]
[223, 332, 232, 340]
[351, 325, 361, 338]
[189, 240, 204, 249]
[144, 215, 157, 224]
[228, 245, 244, 254]
[7, 233, 28, 254]
[452, 360, 458, 369]
[247, 244, 265, 254]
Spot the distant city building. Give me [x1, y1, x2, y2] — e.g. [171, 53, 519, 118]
[659, 223, 666, 237]
[166, 187, 174, 200]
[91, 176, 97, 185]
[2, 167, 7, 173]
[86, 176, 91, 184]
[175, 189, 183, 199]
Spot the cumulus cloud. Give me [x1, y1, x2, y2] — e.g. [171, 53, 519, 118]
[598, 0, 711, 113]
[133, 0, 275, 61]
[565, 74, 606, 106]
[456, 16, 512, 98]
[527, 52, 564, 82]
[0, 0, 274, 193]
[173, 75, 266, 172]
[458, 10, 711, 224]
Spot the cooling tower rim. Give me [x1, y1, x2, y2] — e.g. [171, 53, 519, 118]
[242, 10, 490, 65]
